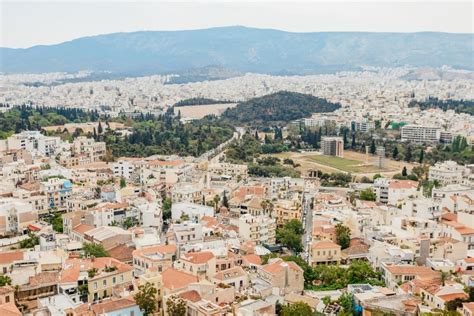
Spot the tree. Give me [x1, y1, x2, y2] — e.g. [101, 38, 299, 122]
[359, 188, 376, 201]
[392, 146, 399, 160]
[162, 197, 172, 221]
[338, 292, 354, 314]
[119, 177, 126, 188]
[83, 242, 109, 258]
[276, 219, 304, 254]
[97, 121, 103, 134]
[281, 301, 313, 316]
[402, 166, 408, 177]
[0, 275, 12, 286]
[134, 282, 157, 316]
[166, 295, 187, 316]
[335, 223, 351, 249]
[373, 174, 382, 181]
[405, 146, 412, 162]
[370, 139, 376, 155]
[213, 195, 220, 211]
[51, 212, 63, 233]
[419, 149, 424, 164]
[222, 192, 229, 208]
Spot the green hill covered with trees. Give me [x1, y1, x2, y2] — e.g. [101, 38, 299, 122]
[222, 91, 340, 125]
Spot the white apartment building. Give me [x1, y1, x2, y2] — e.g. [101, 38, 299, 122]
[401, 197, 441, 221]
[71, 136, 106, 162]
[172, 222, 204, 255]
[238, 214, 276, 246]
[351, 120, 375, 133]
[429, 160, 468, 186]
[0, 131, 61, 157]
[401, 124, 441, 144]
[113, 158, 141, 180]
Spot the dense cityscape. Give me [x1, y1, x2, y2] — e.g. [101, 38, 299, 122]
[1, 1, 473, 316]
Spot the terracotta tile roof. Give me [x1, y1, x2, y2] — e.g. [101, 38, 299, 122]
[178, 290, 201, 302]
[437, 292, 468, 302]
[0, 251, 23, 264]
[463, 303, 474, 313]
[456, 227, 474, 235]
[242, 254, 262, 266]
[28, 272, 59, 286]
[72, 224, 95, 235]
[108, 244, 134, 262]
[463, 257, 474, 263]
[312, 241, 340, 249]
[0, 302, 21, 316]
[161, 268, 198, 290]
[60, 257, 132, 284]
[385, 265, 440, 278]
[91, 297, 136, 314]
[388, 180, 419, 190]
[262, 259, 303, 275]
[181, 251, 214, 264]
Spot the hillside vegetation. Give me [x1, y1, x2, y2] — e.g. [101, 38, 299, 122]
[222, 91, 340, 125]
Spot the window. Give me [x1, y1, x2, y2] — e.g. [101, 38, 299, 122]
[103, 280, 107, 286]
[5, 296, 9, 303]
[113, 277, 116, 284]
[94, 282, 97, 290]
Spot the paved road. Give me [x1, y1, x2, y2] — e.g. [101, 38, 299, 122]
[197, 127, 246, 163]
[301, 188, 316, 263]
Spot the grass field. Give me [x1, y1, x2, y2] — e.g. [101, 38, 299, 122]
[267, 150, 414, 177]
[308, 155, 385, 173]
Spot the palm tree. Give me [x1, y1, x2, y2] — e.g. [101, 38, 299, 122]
[260, 199, 274, 218]
[213, 195, 220, 211]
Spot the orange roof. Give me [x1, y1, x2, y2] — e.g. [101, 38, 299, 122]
[161, 268, 198, 290]
[437, 292, 468, 302]
[385, 265, 440, 278]
[72, 224, 95, 235]
[60, 257, 133, 283]
[262, 259, 303, 275]
[0, 302, 21, 316]
[179, 290, 201, 302]
[456, 227, 474, 235]
[132, 244, 176, 259]
[0, 251, 23, 264]
[463, 303, 474, 313]
[242, 254, 262, 266]
[91, 297, 136, 313]
[181, 251, 214, 264]
[388, 180, 418, 190]
[463, 257, 474, 263]
[312, 241, 340, 249]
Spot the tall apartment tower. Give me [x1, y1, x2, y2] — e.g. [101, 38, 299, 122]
[321, 137, 344, 158]
[375, 146, 385, 169]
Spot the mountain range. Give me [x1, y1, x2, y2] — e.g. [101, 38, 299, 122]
[1, 26, 472, 76]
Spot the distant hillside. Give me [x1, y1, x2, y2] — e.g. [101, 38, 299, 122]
[408, 98, 474, 116]
[174, 98, 234, 107]
[222, 91, 340, 125]
[1, 26, 472, 75]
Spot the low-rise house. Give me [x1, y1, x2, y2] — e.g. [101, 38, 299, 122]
[310, 241, 341, 265]
[132, 244, 176, 275]
[212, 266, 248, 291]
[175, 251, 216, 279]
[381, 263, 441, 290]
[59, 257, 133, 303]
[257, 258, 304, 296]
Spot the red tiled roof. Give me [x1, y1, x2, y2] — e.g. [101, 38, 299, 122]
[161, 268, 198, 290]
[181, 251, 214, 264]
[0, 251, 23, 264]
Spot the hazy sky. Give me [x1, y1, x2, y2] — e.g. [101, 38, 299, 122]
[1, 0, 472, 48]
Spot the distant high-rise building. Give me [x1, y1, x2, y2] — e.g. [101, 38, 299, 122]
[401, 125, 441, 144]
[321, 137, 344, 158]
